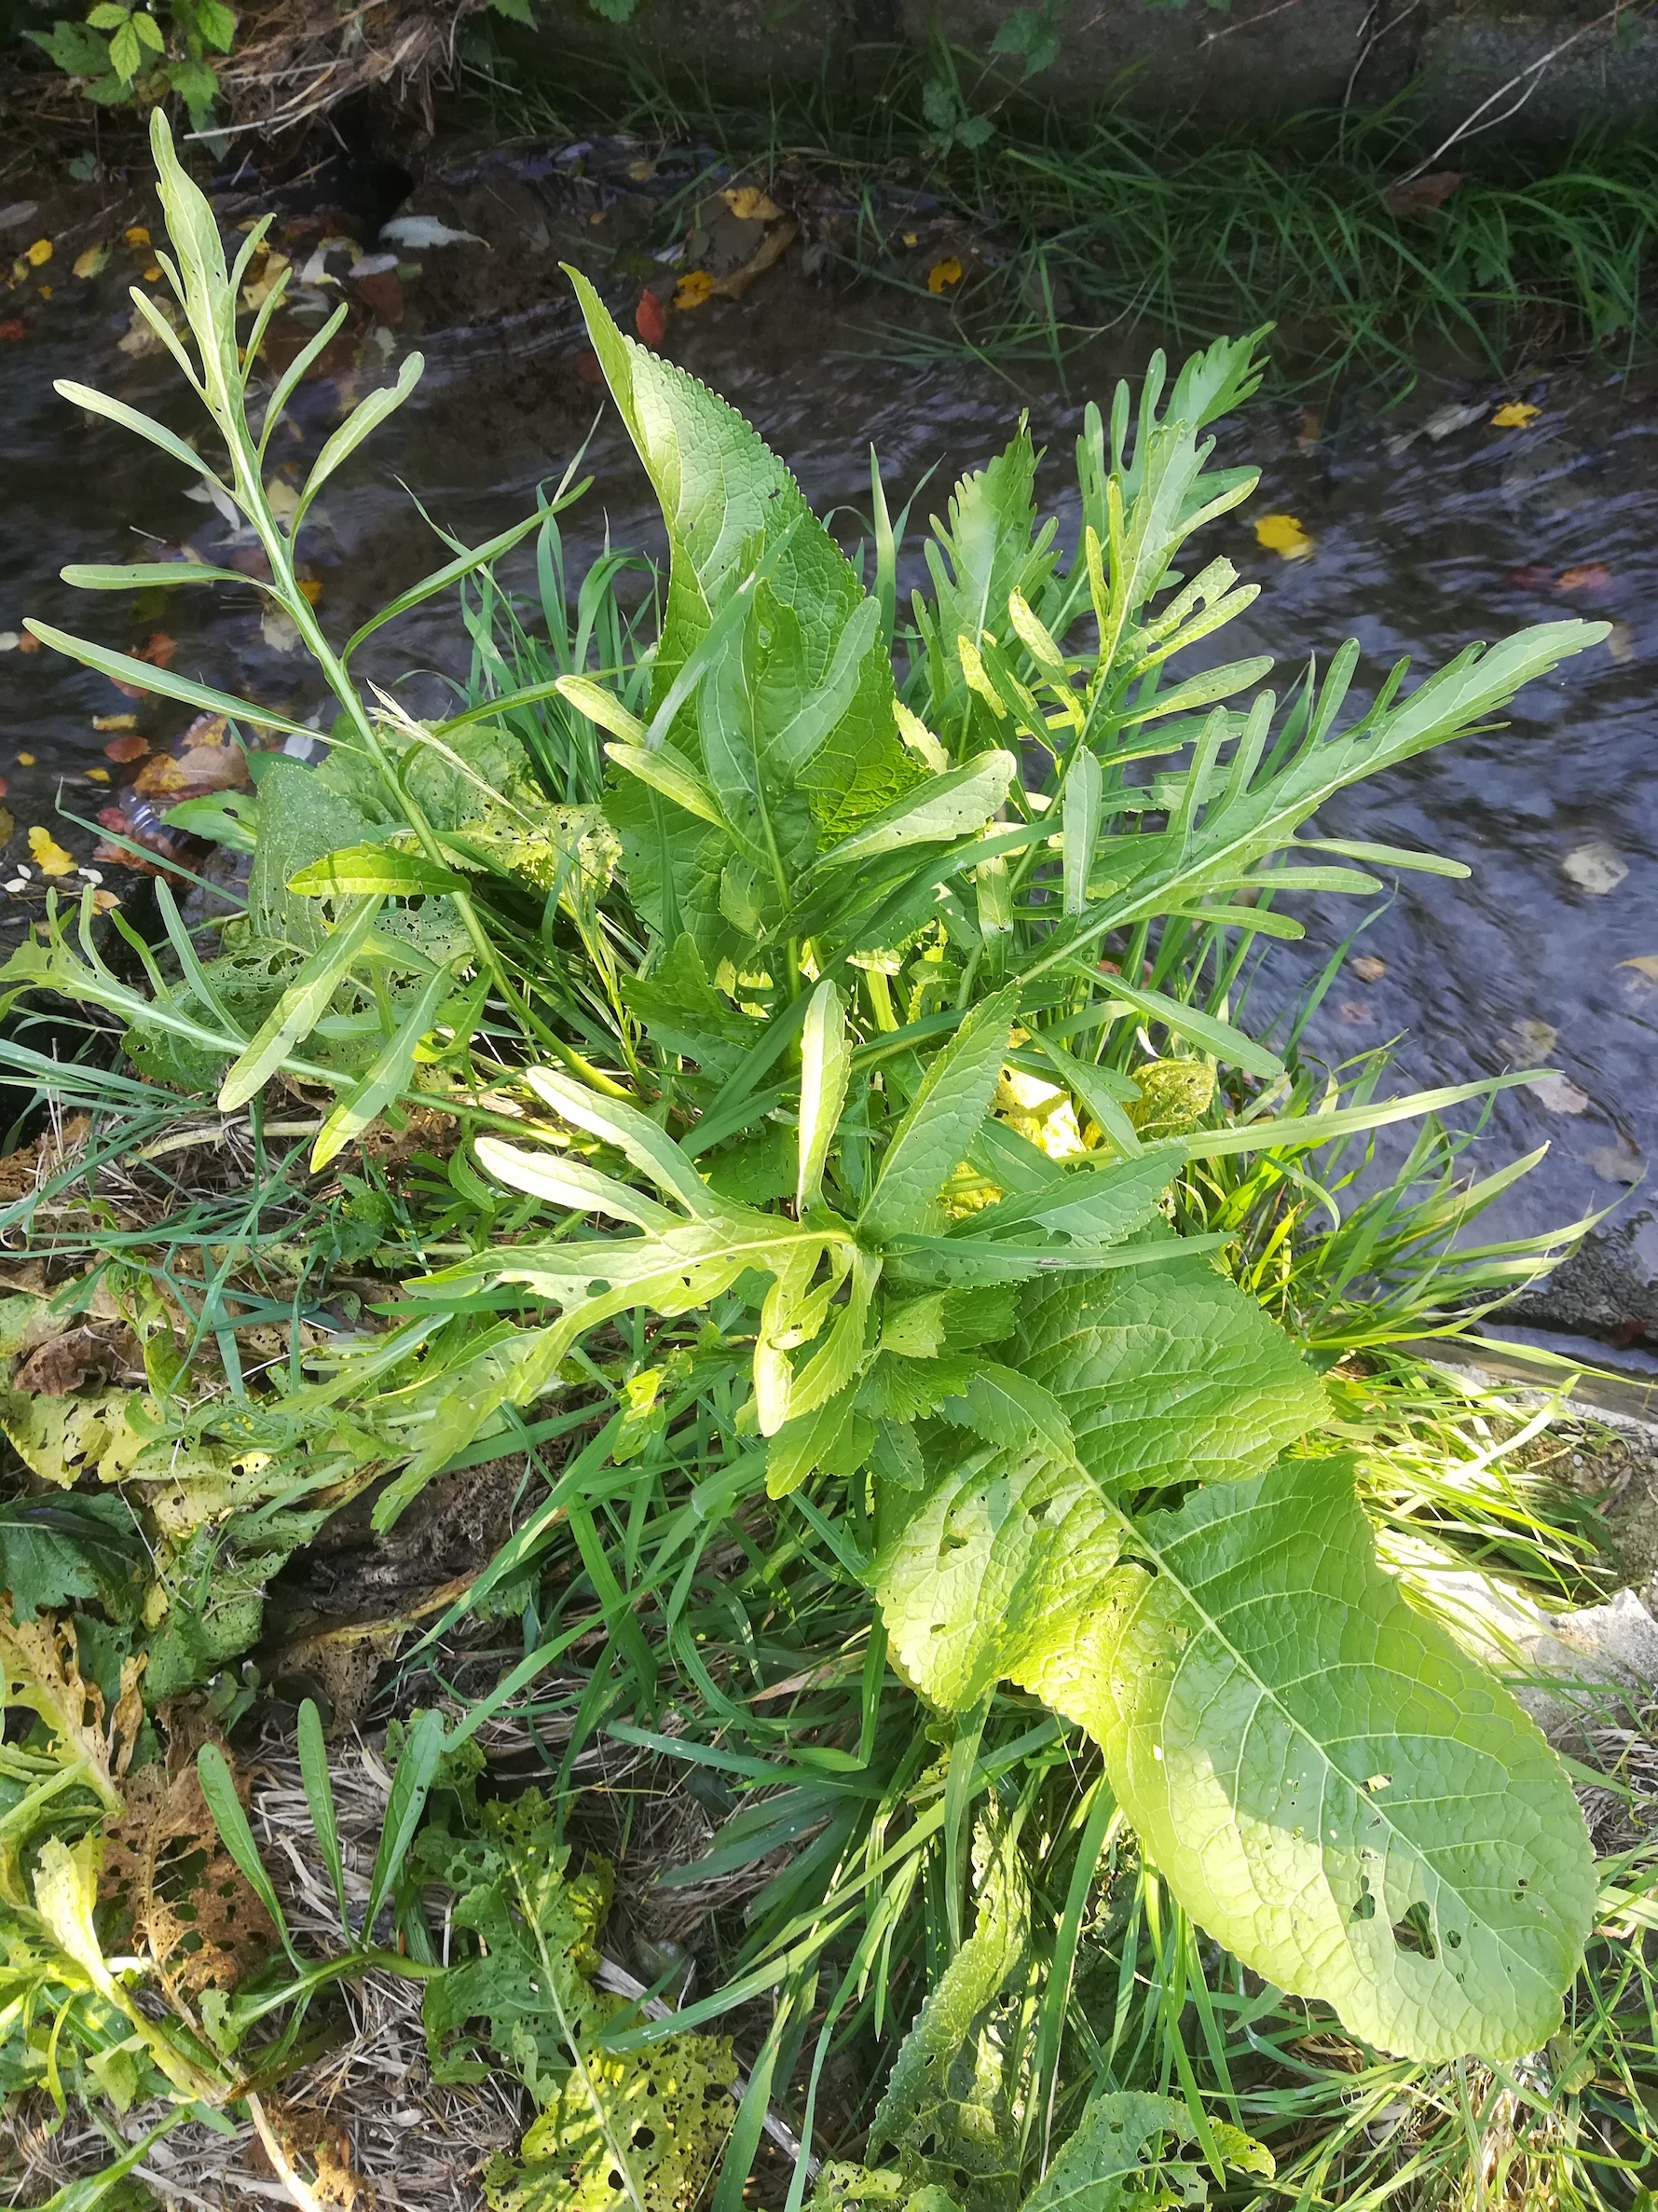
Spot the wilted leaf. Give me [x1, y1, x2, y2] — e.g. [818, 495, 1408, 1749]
[1561, 841, 1627, 894]
[1525, 1072, 1592, 1114]
[380, 214, 487, 250]
[103, 1737, 278, 2002]
[720, 185, 783, 222]
[1383, 170, 1462, 217]
[1555, 564, 1612, 596]
[15, 1325, 120, 1394]
[27, 826, 75, 876]
[1254, 513, 1315, 560]
[1490, 401, 1541, 428]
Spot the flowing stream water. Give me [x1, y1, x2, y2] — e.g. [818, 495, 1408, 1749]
[2, 138, 1655, 1353]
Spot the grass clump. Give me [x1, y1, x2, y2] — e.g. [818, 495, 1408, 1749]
[470, 41, 1658, 385]
[0, 104, 1651, 2212]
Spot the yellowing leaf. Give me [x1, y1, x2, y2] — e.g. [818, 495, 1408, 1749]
[1254, 513, 1316, 560]
[719, 185, 783, 223]
[73, 244, 109, 280]
[1491, 401, 1541, 428]
[927, 255, 964, 295]
[673, 268, 714, 309]
[26, 239, 52, 268]
[28, 827, 75, 876]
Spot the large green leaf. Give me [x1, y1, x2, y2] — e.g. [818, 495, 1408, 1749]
[566, 267, 920, 960]
[1040, 1456, 1595, 2063]
[873, 1436, 1120, 1715]
[1015, 1249, 1326, 1492]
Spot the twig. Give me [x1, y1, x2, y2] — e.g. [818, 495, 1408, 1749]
[1392, 2, 1633, 185]
[1200, 0, 1309, 45]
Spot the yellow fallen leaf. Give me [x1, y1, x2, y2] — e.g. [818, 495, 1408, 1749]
[93, 888, 120, 913]
[264, 476, 301, 531]
[297, 576, 324, 605]
[36, 286, 51, 301]
[85, 767, 110, 783]
[142, 266, 161, 283]
[93, 714, 137, 732]
[720, 185, 783, 224]
[1617, 955, 1658, 981]
[673, 268, 715, 310]
[28, 828, 75, 876]
[902, 230, 919, 246]
[73, 245, 108, 281]
[125, 226, 151, 250]
[1254, 513, 1316, 560]
[17, 752, 35, 767]
[26, 240, 52, 268]
[927, 255, 964, 295]
[1490, 401, 1540, 428]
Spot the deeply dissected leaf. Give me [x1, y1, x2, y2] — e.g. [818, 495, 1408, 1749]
[869, 1819, 1032, 2212]
[1050, 1457, 1595, 2063]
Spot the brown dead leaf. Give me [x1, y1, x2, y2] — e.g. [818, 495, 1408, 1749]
[1350, 955, 1387, 982]
[1383, 171, 1462, 218]
[14, 1326, 120, 1395]
[103, 732, 150, 763]
[133, 715, 247, 799]
[708, 215, 799, 301]
[102, 1735, 276, 2003]
[0, 1117, 89, 1202]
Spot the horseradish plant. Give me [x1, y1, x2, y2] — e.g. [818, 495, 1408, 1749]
[31, 113, 1602, 2071]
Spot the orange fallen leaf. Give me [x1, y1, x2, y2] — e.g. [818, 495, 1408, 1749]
[103, 734, 149, 763]
[673, 269, 715, 310]
[927, 256, 964, 295]
[134, 632, 176, 668]
[1490, 400, 1541, 428]
[635, 287, 667, 345]
[1555, 563, 1612, 594]
[1254, 514, 1316, 560]
[15, 638, 38, 655]
[27, 827, 75, 876]
[26, 240, 51, 268]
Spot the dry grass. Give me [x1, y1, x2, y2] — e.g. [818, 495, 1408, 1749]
[212, 0, 486, 139]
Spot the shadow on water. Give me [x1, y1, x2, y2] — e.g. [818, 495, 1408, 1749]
[1, 136, 1654, 1335]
